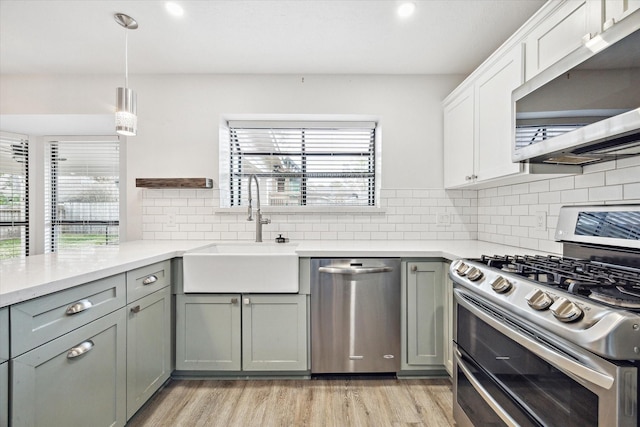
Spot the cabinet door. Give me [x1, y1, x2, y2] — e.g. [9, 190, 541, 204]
[11, 308, 126, 427]
[126, 286, 172, 420]
[525, 0, 602, 80]
[443, 86, 475, 188]
[175, 294, 241, 371]
[0, 361, 7, 427]
[405, 262, 444, 366]
[604, 0, 640, 25]
[242, 294, 307, 371]
[443, 270, 454, 377]
[0, 307, 8, 362]
[475, 44, 524, 183]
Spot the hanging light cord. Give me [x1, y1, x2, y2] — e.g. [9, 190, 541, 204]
[124, 29, 129, 88]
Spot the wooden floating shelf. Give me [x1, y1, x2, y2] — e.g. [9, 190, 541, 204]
[136, 178, 214, 188]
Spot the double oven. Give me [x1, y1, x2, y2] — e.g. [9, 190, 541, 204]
[450, 205, 640, 427]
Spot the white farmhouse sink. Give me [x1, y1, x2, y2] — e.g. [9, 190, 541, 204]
[183, 243, 299, 293]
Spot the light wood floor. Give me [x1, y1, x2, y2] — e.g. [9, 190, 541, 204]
[127, 378, 454, 427]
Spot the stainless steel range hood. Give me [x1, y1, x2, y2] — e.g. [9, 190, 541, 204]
[512, 11, 640, 166]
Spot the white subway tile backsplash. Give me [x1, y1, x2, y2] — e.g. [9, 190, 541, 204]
[141, 159, 639, 250]
[606, 165, 640, 185]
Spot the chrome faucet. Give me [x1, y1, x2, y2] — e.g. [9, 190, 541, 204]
[247, 174, 271, 242]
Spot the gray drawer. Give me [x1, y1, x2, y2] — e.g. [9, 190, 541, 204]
[0, 308, 8, 362]
[126, 260, 171, 303]
[10, 273, 126, 357]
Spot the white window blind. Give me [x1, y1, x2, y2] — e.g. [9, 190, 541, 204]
[515, 124, 583, 149]
[223, 121, 377, 207]
[0, 132, 29, 259]
[45, 137, 120, 253]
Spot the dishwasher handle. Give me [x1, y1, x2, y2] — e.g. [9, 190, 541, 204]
[318, 265, 393, 275]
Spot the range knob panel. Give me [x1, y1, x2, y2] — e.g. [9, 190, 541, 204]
[525, 289, 554, 311]
[490, 275, 512, 293]
[550, 297, 583, 323]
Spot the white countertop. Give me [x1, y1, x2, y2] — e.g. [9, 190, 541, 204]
[0, 239, 556, 308]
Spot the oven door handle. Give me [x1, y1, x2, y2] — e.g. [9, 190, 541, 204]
[455, 289, 615, 390]
[455, 350, 520, 427]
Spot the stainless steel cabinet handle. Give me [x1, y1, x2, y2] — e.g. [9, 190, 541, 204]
[142, 275, 158, 285]
[243, 298, 250, 305]
[318, 266, 393, 275]
[411, 265, 418, 272]
[67, 340, 94, 359]
[66, 299, 93, 315]
[231, 297, 238, 304]
[130, 305, 141, 314]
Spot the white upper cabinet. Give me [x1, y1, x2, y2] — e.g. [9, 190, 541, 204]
[604, 0, 640, 27]
[443, 45, 525, 188]
[443, 86, 475, 188]
[475, 44, 524, 182]
[524, 0, 602, 81]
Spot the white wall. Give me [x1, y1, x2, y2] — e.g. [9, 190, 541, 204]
[0, 73, 463, 240]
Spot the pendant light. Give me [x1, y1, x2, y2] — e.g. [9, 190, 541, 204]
[114, 13, 138, 136]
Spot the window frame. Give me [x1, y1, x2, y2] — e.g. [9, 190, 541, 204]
[44, 136, 121, 253]
[219, 117, 381, 210]
[0, 131, 29, 259]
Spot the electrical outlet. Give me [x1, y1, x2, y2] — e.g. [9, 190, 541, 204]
[437, 213, 451, 226]
[535, 212, 547, 231]
[166, 213, 177, 229]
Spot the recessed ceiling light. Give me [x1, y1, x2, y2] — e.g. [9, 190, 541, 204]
[165, 2, 184, 17]
[397, 2, 416, 18]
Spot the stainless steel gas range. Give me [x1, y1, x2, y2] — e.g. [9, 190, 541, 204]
[450, 205, 640, 427]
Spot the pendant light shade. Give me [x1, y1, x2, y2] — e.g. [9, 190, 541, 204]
[115, 87, 137, 136]
[114, 13, 138, 136]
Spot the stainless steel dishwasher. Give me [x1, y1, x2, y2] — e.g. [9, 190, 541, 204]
[310, 258, 401, 374]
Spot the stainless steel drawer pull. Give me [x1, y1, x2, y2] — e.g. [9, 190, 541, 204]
[67, 340, 94, 359]
[142, 275, 158, 285]
[131, 305, 141, 314]
[65, 299, 93, 315]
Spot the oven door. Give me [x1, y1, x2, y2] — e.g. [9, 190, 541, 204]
[453, 287, 638, 427]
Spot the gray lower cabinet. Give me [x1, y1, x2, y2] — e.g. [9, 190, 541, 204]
[401, 261, 445, 370]
[176, 294, 242, 371]
[176, 293, 307, 372]
[126, 286, 172, 420]
[1, 361, 7, 427]
[1, 306, 7, 427]
[242, 294, 307, 371]
[11, 308, 127, 426]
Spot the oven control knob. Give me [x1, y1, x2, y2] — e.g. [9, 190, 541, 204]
[525, 289, 554, 311]
[550, 297, 583, 323]
[490, 275, 512, 293]
[466, 267, 484, 282]
[453, 261, 469, 276]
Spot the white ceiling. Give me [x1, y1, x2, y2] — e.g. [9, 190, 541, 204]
[0, 0, 546, 76]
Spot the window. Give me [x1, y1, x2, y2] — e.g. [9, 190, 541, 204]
[221, 120, 377, 208]
[44, 137, 120, 253]
[0, 132, 28, 259]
